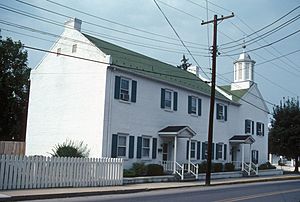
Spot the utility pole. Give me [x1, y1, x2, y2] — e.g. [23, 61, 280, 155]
[201, 13, 234, 186]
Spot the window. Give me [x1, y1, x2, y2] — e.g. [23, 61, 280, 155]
[216, 144, 223, 160]
[120, 78, 130, 101]
[238, 63, 242, 80]
[202, 142, 208, 160]
[245, 63, 250, 80]
[164, 90, 172, 109]
[117, 135, 127, 157]
[142, 137, 150, 158]
[114, 76, 137, 103]
[188, 96, 201, 116]
[256, 122, 264, 136]
[252, 150, 259, 164]
[245, 119, 254, 134]
[56, 48, 61, 56]
[191, 142, 196, 158]
[72, 44, 77, 53]
[161, 88, 178, 111]
[216, 103, 227, 121]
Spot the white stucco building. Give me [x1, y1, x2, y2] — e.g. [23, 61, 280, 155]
[26, 18, 269, 171]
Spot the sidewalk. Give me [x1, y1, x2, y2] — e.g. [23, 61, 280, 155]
[0, 174, 299, 201]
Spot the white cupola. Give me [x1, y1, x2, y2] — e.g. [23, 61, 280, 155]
[231, 47, 256, 90]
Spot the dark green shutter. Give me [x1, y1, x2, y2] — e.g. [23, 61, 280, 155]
[114, 76, 121, 99]
[256, 122, 259, 135]
[131, 80, 137, 103]
[245, 120, 248, 133]
[224, 144, 227, 160]
[152, 138, 157, 159]
[186, 140, 189, 160]
[224, 106, 228, 121]
[173, 91, 178, 111]
[212, 143, 215, 160]
[262, 124, 265, 136]
[137, 137, 142, 159]
[197, 141, 201, 160]
[202, 142, 206, 160]
[188, 96, 192, 114]
[111, 134, 118, 158]
[198, 99, 202, 116]
[216, 104, 220, 119]
[251, 121, 254, 134]
[161, 88, 165, 108]
[256, 151, 259, 164]
[129, 136, 134, 159]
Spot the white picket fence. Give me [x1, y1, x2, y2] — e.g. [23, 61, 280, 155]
[0, 155, 123, 190]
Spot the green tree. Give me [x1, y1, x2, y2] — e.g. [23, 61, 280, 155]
[51, 140, 90, 158]
[269, 98, 300, 172]
[0, 37, 30, 141]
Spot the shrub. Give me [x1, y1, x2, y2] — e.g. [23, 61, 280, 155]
[131, 162, 147, 176]
[146, 164, 164, 176]
[259, 162, 276, 170]
[198, 161, 207, 173]
[212, 163, 223, 172]
[50, 140, 90, 158]
[224, 163, 235, 172]
[123, 169, 136, 177]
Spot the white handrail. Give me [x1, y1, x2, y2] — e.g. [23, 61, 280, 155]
[189, 162, 199, 179]
[175, 161, 184, 180]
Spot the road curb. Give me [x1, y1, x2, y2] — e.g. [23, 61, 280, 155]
[1, 176, 300, 201]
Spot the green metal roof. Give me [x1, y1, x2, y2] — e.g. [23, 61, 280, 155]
[220, 85, 249, 102]
[84, 33, 231, 102]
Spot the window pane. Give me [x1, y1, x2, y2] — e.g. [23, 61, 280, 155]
[191, 97, 197, 113]
[142, 148, 149, 157]
[117, 147, 126, 157]
[118, 136, 126, 146]
[165, 91, 172, 100]
[143, 138, 150, 147]
[238, 63, 242, 80]
[121, 79, 129, 90]
[191, 142, 196, 150]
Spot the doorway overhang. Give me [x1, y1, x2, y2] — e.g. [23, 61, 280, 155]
[158, 126, 196, 138]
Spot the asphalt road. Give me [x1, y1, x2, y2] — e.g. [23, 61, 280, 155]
[30, 180, 300, 202]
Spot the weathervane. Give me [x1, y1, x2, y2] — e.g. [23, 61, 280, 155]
[177, 54, 191, 70]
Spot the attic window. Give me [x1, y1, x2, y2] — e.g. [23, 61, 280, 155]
[72, 44, 77, 53]
[57, 48, 61, 56]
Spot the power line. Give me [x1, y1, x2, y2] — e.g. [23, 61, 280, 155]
[16, 0, 207, 47]
[219, 4, 300, 47]
[207, 1, 300, 73]
[153, 0, 210, 79]
[221, 29, 300, 57]
[0, 6, 210, 57]
[220, 14, 300, 51]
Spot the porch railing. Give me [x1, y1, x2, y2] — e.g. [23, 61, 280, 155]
[161, 161, 174, 172]
[242, 162, 258, 176]
[175, 162, 184, 180]
[190, 162, 199, 179]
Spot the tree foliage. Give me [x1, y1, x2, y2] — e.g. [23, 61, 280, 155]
[0, 37, 30, 141]
[51, 140, 90, 158]
[269, 98, 300, 172]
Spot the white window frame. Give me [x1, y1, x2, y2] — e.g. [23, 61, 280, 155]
[191, 96, 197, 115]
[217, 104, 225, 121]
[216, 143, 223, 160]
[190, 141, 196, 159]
[257, 122, 264, 136]
[120, 77, 131, 102]
[117, 134, 127, 158]
[245, 119, 252, 134]
[72, 44, 77, 53]
[142, 137, 151, 159]
[164, 89, 173, 110]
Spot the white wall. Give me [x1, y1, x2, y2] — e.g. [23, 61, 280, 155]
[26, 28, 109, 157]
[105, 69, 237, 168]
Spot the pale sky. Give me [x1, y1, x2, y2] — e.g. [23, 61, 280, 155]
[1, 0, 299, 112]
